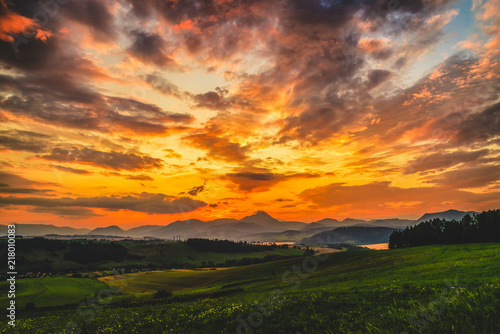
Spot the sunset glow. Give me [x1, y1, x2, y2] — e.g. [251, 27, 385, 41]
[0, 0, 499, 228]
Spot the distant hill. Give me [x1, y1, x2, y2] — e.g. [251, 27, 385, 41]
[245, 230, 310, 243]
[125, 225, 164, 238]
[416, 210, 478, 224]
[197, 222, 266, 241]
[146, 219, 207, 239]
[0, 224, 90, 237]
[87, 225, 128, 237]
[239, 211, 305, 231]
[368, 218, 415, 229]
[342, 218, 369, 225]
[302, 219, 341, 230]
[4, 209, 482, 241]
[301, 226, 396, 245]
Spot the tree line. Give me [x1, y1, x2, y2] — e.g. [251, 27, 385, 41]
[389, 209, 500, 249]
[183, 238, 276, 253]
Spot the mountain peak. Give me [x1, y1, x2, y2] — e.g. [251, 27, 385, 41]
[87, 225, 126, 236]
[254, 210, 273, 217]
[416, 209, 478, 223]
[240, 211, 279, 224]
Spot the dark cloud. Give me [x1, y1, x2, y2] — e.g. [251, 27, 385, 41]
[126, 0, 217, 24]
[405, 150, 491, 174]
[453, 102, 500, 145]
[0, 75, 194, 135]
[62, 0, 117, 42]
[53, 165, 92, 175]
[27, 207, 100, 218]
[227, 170, 321, 191]
[187, 185, 205, 196]
[39, 147, 164, 171]
[0, 28, 109, 78]
[126, 0, 155, 19]
[194, 88, 231, 110]
[423, 165, 500, 189]
[0, 171, 53, 195]
[278, 106, 357, 145]
[0, 188, 47, 194]
[183, 131, 249, 162]
[145, 74, 244, 112]
[366, 69, 391, 89]
[143, 74, 186, 99]
[125, 174, 154, 181]
[0, 193, 207, 215]
[128, 30, 176, 67]
[0, 130, 52, 153]
[101, 171, 154, 181]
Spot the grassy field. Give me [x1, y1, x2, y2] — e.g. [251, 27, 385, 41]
[0, 277, 107, 309]
[3, 240, 304, 273]
[123, 242, 304, 267]
[1, 243, 499, 333]
[97, 268, 238, 298]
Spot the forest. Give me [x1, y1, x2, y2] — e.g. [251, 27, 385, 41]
[389, 209, 500, 249]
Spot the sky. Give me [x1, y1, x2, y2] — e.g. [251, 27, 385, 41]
[0, 0, 499, 228]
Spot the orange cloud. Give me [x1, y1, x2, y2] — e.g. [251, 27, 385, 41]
[172, 19, 201, 34]
[0, 0, 52, 43]
[300, 181, 500, 218]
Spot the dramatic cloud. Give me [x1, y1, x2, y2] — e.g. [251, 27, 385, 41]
[0, 130, 52, 153]
[124, 174, 154, 181]
[128, 30, 176, 67]
[0, 193, 207, 215]
[0, 0, 498, 225]
[0, 75, 194, 135]
[27, 207, 100, 218]
[183, 131, 250, 163]
[39, 148, 164, 171]
[0, 171, 53, 195]
[0, 0, 52, 43]
[62, 0, 117, 43]
[300, 181, 500, 213]
[453, 102, 500, 144]
[423, 165, 500, 189]
[194, 89, 232, 110]
[405, 150, 490, 174]
[52, 165, 92, 175]
[187, 185, 205, 196]
[144, 74, 186, 99]
[227, 170, 321, 191]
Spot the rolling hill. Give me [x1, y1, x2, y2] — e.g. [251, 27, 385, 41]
[87, 225, 128, 237]
[2, 243, 499, 333]
[0, 224, 90, 236]
[301, 226, 396, 245]
[4, 209, 480, 242]
[416, 209, 478, 224]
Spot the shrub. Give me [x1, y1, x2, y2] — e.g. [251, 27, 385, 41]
[153, 290, 173, 299]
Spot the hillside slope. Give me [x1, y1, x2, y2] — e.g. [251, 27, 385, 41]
[3, 243, 499, 334]
[301, 226, 396, 245]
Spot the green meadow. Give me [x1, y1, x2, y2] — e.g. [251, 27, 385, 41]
[0, 277, 107, 309]
[1, 243, 499, 333]
[1, 239, 305, 273]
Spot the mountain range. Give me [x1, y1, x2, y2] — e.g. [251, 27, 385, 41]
[0, 209, 478, 245]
